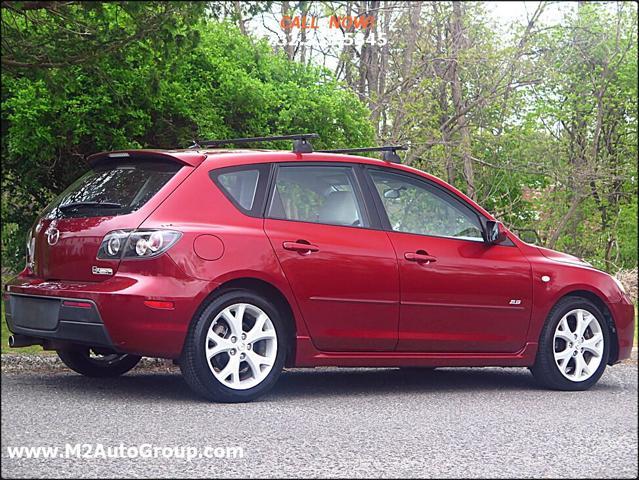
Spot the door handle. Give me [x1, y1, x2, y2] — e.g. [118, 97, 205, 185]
[283, 241, 320, 254]
[404, 251, 437, 263]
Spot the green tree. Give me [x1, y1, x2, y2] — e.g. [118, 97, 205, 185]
[1, 4, 375, 271]
[528, 2, 638, 269]
[328, 1, 637, 272]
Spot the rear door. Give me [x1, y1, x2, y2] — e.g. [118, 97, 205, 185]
[264, 163, 399, 351]
[365, 167, 532, 353]
[31, 158, 186, 282]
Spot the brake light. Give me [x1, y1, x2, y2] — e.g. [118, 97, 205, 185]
[97, 229, 181, 260]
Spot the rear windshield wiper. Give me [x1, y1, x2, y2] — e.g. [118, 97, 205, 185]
[58, 201, 123, 212]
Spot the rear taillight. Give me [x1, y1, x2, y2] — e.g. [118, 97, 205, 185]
[98, 230, 130, 259]
[97, 229, 181, 260]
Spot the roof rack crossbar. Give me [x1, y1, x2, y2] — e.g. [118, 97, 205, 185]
[198, 133, 319, 153]
[318, 145, 408, 163]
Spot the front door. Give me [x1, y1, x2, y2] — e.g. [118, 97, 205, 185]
[366, 168, 532, 353]
[264, 164, 399, 351]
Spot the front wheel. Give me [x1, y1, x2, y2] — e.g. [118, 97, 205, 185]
[57, 347, 141, 377]
[531, 297, 610, 391]
[180, 290, 287, 403]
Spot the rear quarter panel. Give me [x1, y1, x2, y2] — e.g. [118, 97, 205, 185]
[140, 158, 311, 339]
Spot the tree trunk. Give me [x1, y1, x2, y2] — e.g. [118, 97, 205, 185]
[390, 1, 422, 141]
[376, 1, 391, 138]
[299, 1, 310, 64]
[281, 1, 295, 60]
[233, 1, 247, 35]
[449, 2, 475, 200]
[547, 194, 585, 249]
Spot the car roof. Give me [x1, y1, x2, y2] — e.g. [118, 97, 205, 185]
[88, 147, 409, 169]
[86, 148, 494, 220]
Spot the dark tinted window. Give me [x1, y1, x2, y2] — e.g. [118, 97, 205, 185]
[45, 161, 180, 218]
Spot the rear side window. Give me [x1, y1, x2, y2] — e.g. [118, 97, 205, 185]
[267, 165, 367, 228]
[45, 160, 180, 218]
[217, 169, 260, 210]
[210, 164, 271, 217]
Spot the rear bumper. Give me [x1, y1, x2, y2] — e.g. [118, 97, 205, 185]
[4, 294, 114, 349]
[609, 296, 635, 362]
[4, 260, 218, 358]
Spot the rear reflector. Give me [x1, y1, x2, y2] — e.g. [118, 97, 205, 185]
[62, 300, 93, 309]
[144, 300, 175, 310]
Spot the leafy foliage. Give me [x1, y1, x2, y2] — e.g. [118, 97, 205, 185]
[1, 4, 374, 270]
[359, 1, 637, 271]
[1, 1, 636, 274]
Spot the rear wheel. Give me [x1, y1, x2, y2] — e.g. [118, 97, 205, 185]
[57, 347, 141, 377]
[180, 290, 287, 403]
[531, 297, 609, 391]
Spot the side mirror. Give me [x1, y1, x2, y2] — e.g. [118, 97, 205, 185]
[484, 220, 508, 245]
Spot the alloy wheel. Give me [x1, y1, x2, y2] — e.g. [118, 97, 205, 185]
[553, 308, 604, 382]
[205, 303, 278, 390]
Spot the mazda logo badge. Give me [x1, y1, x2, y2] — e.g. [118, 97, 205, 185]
[46, 227, 60, 246]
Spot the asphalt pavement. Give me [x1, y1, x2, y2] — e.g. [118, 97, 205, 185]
[1, 362, 637, 478]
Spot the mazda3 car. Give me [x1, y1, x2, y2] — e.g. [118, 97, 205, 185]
[4, 134, 634, 402]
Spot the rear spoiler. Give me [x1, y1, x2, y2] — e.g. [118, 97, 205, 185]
[87, 150, 206, 168]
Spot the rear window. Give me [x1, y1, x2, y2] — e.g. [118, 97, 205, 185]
[45, 160, 181, 218]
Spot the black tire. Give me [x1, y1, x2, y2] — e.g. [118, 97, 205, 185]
[531, 296, 610, 391]
[57, 347, 141, 377]
[180, 290, 288, 403]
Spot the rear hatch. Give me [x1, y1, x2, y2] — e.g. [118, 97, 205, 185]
[30, 155, 189, 282]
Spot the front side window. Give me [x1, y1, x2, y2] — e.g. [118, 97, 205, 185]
[369, 170, 483, 241]
[268, 165, 366, 228]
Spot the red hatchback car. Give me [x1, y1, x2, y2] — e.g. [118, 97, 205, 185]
[4, 135, 634, 402]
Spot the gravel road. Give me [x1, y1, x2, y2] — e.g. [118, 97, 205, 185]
[1, 362, 637, 478]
